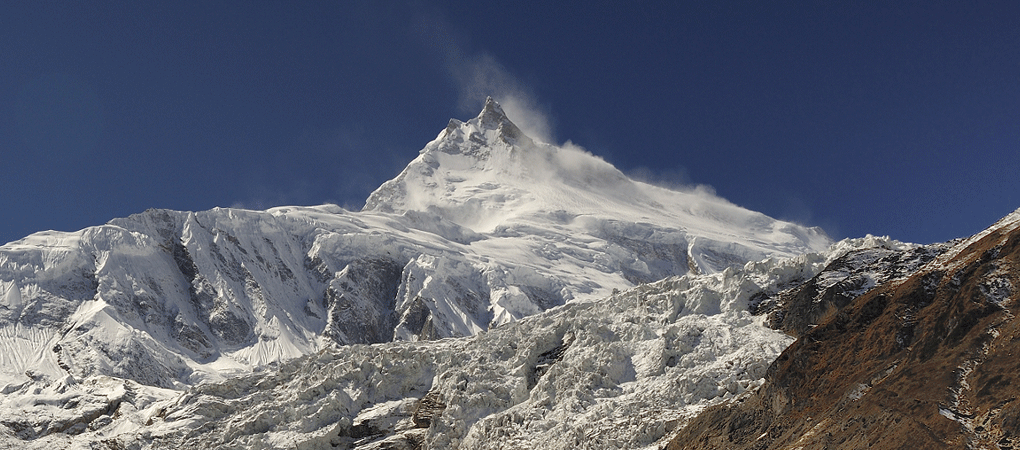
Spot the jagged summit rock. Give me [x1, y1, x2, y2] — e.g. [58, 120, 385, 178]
[475, 96, 523, 139]
[440, 97, 528, 150]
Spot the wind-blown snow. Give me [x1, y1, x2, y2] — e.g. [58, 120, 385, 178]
[364, 98, 829, 256]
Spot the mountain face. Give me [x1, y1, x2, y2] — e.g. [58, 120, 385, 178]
[1, 233, 885, 450]
[0, 99, 831, 447]
[81, 241, 862, 450]
[667, 209, 1020, 450]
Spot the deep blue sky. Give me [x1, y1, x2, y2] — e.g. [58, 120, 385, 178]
[2, 2, 1018, 246]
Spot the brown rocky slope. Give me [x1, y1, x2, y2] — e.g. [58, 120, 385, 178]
[668, 210, 1020, 450]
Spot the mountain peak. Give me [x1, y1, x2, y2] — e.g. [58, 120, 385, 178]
[362, 98, 831, 271]
[482, 95, 502, 115]
[473, 97, 524, 142]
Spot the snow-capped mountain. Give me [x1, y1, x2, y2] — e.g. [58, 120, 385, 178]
[0, 98, 828, 388]
[0, 98, 833, 447]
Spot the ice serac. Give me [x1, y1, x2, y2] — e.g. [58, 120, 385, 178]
[61, 232, 908, 450]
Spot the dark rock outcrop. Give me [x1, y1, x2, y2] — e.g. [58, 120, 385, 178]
[668, 213, 1020, 449]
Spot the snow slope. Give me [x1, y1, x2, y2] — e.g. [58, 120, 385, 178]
[365, 98, 830, 267]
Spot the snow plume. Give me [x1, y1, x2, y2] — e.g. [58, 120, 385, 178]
[414, 13, 554, 144]
[549, 140, 621, 180]
[628, 166, 696, 191]
[627, 165, 734, 205]
[413, 11, 762, 220]
[453, 55, 555, 145]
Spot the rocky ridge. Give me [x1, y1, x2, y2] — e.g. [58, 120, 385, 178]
[668, 208, 1020, 449]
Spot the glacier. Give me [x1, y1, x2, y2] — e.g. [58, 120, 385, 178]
[0, 98, 837, 448]
[0, 236, 907, 449]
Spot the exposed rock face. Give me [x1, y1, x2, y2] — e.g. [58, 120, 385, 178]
[752, 240, 951, 338]
[668, 210, 1020, 450]
[323, 258, 404, 344]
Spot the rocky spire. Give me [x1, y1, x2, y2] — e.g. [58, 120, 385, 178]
[475, 97, 524, 142]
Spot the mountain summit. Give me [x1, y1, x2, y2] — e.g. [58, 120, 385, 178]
[364, 96, 634, 229]
[472, 96, 526, 141]
[365, 98, 830, 257]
